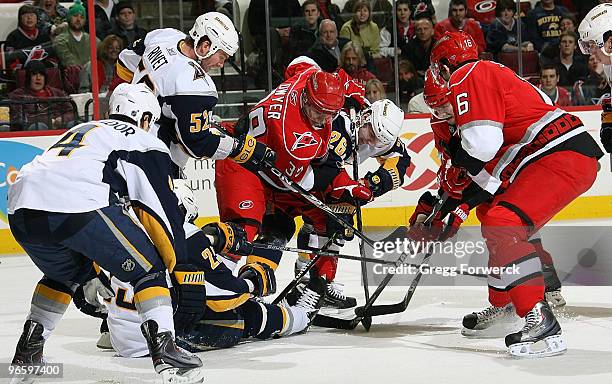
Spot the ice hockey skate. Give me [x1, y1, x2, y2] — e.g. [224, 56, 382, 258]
[141, 320, 205, 384]
[461, 303, 521, 338]
[505, 301, 566, 358]
[323, 281, 357, 310]
[10, 320, 45, 384]
[292, 276, 327, 328]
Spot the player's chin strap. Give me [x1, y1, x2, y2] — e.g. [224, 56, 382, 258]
[313, 194, 450, 331]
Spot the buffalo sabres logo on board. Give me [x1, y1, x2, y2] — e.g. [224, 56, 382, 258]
[292, 131, 318, 151]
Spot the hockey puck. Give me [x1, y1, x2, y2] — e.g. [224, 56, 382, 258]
[577, 248, 598, 268]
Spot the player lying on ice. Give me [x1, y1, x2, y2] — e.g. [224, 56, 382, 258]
[292, 98, 411, 310]
[408, 31, 604, 358]
[8, 84, 207, 383]
[95, 182, 328, 355]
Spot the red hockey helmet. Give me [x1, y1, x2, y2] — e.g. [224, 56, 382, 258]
[423, 69, 448, 108]
[430, 31, 478, 76]
[304, 70, 345, 114]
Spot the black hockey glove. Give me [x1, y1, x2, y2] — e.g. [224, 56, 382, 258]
[73, 271, 114, 319]
[230, 134, 276, 173]
[201, 221, 253, 256]
[238, 262, 277, 297]
[601, 104, 612, 153]
[172, 264, 206, 333]
[363, 168, 395, 197]
[325, 203, 356, 243]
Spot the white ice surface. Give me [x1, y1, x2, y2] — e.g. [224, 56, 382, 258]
[1, 222, 612, 384]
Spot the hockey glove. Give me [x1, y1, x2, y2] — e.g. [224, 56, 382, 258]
[438, 203, 469, 241]
[327, 169, 373, 204]
[601, 104, 612, 153]
[201, 221, 253, 256]
[73, 271, 114, 319]
[172, 264, 206, 333]
[437, 156, 471, 199]
[238, 262, 277, 297]
[407, 191, 446, 242]
[230, 134, 276, 172]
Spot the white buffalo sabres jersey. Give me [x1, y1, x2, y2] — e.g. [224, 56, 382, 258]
[117, 29, 235, 168]
[8, 119, 187, 269]
[105, 222, 250, 357]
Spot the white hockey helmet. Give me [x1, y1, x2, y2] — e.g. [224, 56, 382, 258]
[358, 99, 404, 146]
[190, 12, 239, 60]
[173, 179, 198, 223]
[109, 83, 161, 129]
[578, 3, 612, 56]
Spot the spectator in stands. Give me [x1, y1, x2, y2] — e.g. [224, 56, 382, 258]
[410, 0, 436, 22]
[7, 5, 47, 50]
[340, 0, 381, 58]
[339, 41, 376, 84]
[574, 54, 609, 105]
[398, 59, 423, 104]
[248, 0, 302, 39]
[289, 0, 321, 61]
[316, 0, 343, 31]
[34, 0, 68, 37]
[542, 31, 588, 87]
[525, 0, 568, 54]
[486, 0, 534, 57]
[306, 18, 348, 72]
[54, 2, 98, 67]
[342, 0, 392, 30]
[109, 2, 147, 49]
[405, 17, 435, 77]
[560, 14, 576, 33]
[365, 78, 386, 102]
[538, 65, 571, 106]
[380, 0, 413, 58]
[79, 34, 122, 93]
[434, 0, 486, 53]
[8, 60, 75, 131]
[84, 0, 114, 39]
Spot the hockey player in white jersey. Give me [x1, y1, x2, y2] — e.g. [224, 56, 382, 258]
[7, 83, 205, 384]
[294, 99, 410, 309]
[111, 12, 275, 175]
[579, 3, 612, 153]
[103, 185, 327, 357]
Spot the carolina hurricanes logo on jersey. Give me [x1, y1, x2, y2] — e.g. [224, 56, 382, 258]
[291, 132, 318, 151]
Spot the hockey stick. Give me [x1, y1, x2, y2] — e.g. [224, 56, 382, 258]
[252, 243, 423, 267]
[313, 195, 449, 330]
[350, 107, 371, 328]
[271, 235, 336, 305]
[264, 161, 377, 248]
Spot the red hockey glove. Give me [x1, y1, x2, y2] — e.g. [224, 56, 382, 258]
[438, 203, 469, 241]
[327, 169, 373, 204]
[437, 156, 471, 199]
[407, 192, 445, 242]
[336, 68, 367, 108]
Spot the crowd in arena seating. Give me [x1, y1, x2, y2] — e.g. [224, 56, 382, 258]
[1, 0, 610, 131]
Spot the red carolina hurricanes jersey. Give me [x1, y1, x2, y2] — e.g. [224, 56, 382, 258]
[244, 58, 332, 190]
[447, 60, 587, 194]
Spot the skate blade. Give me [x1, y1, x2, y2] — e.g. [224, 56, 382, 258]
[508, 334, 567, 358]
[96, 332, 114, 350]
[160, 367, 205, 384]
[545, 291, 567, 308]
[318, 306, 355, 319]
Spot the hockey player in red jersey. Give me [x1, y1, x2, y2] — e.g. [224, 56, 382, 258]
[420, 31, 603, 357]
[215, 57, 370, 291]
[412, 69, 567, 311]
